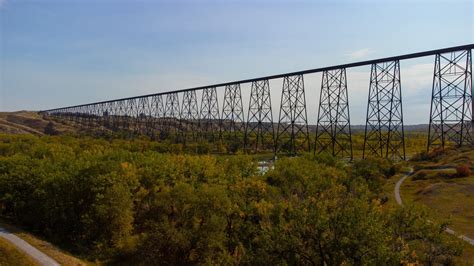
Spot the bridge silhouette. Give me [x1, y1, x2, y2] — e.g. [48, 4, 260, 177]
[42, 44, 473, 159]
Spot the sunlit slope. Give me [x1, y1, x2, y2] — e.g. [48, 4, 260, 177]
[0, 111, 74, 135]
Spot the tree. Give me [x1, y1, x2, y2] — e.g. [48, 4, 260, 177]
[44, 122, 58, 135]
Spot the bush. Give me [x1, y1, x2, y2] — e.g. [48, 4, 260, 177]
[0, 134, 465, 264]
[456, 164, 471, 177]
[44, 122, 58, 135]
[412, 170, 428, 181]
[350, 158, 394, 194]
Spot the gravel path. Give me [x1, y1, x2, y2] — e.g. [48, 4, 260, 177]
[394, 169, 474, 246]
[0, 226, 60, 266]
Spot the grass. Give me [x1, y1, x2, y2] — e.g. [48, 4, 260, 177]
[0, 111, 76, 135]
[401, 175, 474, 239]
[0, 236, 38, 266]
[404, 146, 474, 239]
[397, 145, 474, 264]
[0, 220, 94, 266]
[392, 174, 474, 264]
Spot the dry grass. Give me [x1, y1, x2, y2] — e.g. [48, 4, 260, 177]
[0, 111, 76, 135]
[402, 176, 474, 238]
[0, 236, 38, 266]
[0, 220, 94, 266]
[400, 177, 474, 264]
[400, 146, 474, 264]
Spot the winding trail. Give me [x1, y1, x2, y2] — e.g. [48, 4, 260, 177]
[394, 169, 474, 246]
[0, 226, 60, 266]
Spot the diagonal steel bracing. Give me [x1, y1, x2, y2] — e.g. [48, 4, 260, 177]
[275, 75, 310, 155]
[149, 95, 165, 138]
[428, 50, 473, 150]
[363, 60, 405, 160]
[245, 79, 275, 152]
[104, 101, 114, 130]
[221, 84, 245, 135]
[136, 97, 150, 135]
[315, 68, 353, 159]
[199, 87, 220, 141]
[163, 92, 180, 139]
[180, 90, 200, 142]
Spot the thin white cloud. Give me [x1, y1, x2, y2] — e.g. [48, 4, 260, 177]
[348, 48, 372, 60]
[0, 0, 5, 9]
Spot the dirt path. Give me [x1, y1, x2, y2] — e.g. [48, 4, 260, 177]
[0, 226, 60, 266]
[394, 170, 474, 246]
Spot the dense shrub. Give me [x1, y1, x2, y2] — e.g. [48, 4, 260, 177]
[350, 157, 396, 195]
[456, 164, 471, 177]
[0, 134, 464, 264]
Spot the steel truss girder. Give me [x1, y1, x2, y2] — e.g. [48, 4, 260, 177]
[428, 50, 473, 150]
[363, 60, 406, 160]
[315, 68, 353, 159]
[199, 87, 220, 141]
[221, 84, 245, 136]
[275, 75, 310, 155]
[245, 79, 275, 152]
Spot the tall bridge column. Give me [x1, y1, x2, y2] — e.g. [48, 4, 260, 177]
[199, 87, 220, 141]
[112, 101, 124, 133]
[96, 103, 106, 131]
[180, 90, 200, 143]
[245, 79, 275, 152]
[104, 101, 115, 131]
[150, 95, 165, 138]
[115, 100, 127, 132]
[126, 98, 139, 135]
[428, 50, 473, 151]
[164, 92, 180, 140]
[315, 68, 353, 159]
[363, 60, 405, 160]
[221, 84, 245, 151]
[221, 84, 245, 135]
[137, 97, 151, 136]
[72, 107, 81, 129]
[84, 105, 94, 130]
[275, 75, 310, 155]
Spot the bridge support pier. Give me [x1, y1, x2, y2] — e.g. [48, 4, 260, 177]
[221, 84, 245, 150]
[136, 97, 150, 136]
[199, 87, 220, 142]
[315, 68, 353, 159]
[275, 75, 310, 155]
[164, 92, 180, 140]
[428, 50, 473, 151]
[149, 95, 165, 139]
[245, 80, 275, 153]
[363, 60, 405, 160]
[180, 90, 200, 143]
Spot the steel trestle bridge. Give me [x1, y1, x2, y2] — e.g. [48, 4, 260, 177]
[42, 44, 474, 159]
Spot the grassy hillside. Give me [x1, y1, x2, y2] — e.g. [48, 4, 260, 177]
[0, 111, 431, 159]
[403, 146, 474, 238]
[400, 146, 474, 263]
[0, 111, 75, 135]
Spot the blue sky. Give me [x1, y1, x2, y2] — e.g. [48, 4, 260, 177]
[0, 0, 473, 124]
